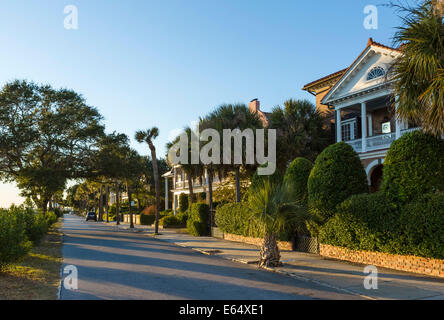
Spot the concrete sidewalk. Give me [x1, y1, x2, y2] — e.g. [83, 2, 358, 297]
[102, 221, 444, 300]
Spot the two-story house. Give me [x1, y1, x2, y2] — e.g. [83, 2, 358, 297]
[304, 38, 419, 192]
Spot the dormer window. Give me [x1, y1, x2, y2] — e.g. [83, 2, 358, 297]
[367, 66, 385, 81]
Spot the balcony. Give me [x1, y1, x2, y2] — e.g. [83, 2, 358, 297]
[346, 128, 419, 153]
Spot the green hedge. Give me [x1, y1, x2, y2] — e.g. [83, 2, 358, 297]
[160, 211, 188, 228]
[187, 203, 209, 236]
[215, 203, 261, 238]
[215, 202, 299, 241]
[381, 131, 444, 202]
[140, 214, 156, 226]
[179, 193, 189, 213]
[308, 142, 368, 226]
[0, 209, 32, 270]
[284, 157, 313, 204]
[319, 192, 444, 259]
[18, 209, 48, 244]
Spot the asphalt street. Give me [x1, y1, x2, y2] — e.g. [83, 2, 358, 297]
[60, 214, 361, 300]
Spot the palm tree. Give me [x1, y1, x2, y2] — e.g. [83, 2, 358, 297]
[390, 0, 444, 136]
[135, 127, 161, 234]
[248, 178, 307, 268]
[269, 99, 329, 170]
[203, 104, 263, 203]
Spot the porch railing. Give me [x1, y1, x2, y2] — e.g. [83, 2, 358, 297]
[346, 128, 419, 153]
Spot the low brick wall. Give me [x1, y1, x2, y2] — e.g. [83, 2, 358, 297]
[224, 233, 293, 251]
[320, 244, 444, 278]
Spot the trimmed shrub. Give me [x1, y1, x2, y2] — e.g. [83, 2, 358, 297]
[284, 158, 313, 204]
[140, 214, 156, 226]
[140, 205, 156, 215]
[381, 131, 444, 202]
[308, 142, 368, 226]
[0, 210, 32, 270]
[160, 211, 188, 228]
[319, 192, 398, 252]
[215, 202, 264, 238]
[179, 193, 189, 213]
[398, 192, 444, 259]
[187, 203, 209, 236]
[319, 192, 444, 259]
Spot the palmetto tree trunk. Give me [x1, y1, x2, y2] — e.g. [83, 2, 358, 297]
[98, 184, 104, 221]
[115, 181, 120, 225]
[207, 168, 214, 228]
[127, 181, 134, 229]
[188, 171, 194, 205]
[148, 142, 161, 235]
[105, 184, 110, 223]
[259, 233, 281, 268]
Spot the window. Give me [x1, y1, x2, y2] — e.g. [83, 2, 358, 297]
[367, 66, 385, 81]
[341, 119, 357, 141]
[341, 123, 352, 141]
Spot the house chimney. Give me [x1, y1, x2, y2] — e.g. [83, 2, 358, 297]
[249, 99, 260, 113]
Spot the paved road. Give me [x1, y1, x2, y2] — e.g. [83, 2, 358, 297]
[60, 214, 362, 300]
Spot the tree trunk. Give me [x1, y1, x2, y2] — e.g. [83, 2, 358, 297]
[188, 171, 194, 205]
[235, 166, 241, 203]
[98, 184, 104, 221]
[115, 181, 120, 225]
[208, 168, 214, 228]
[149, 143, 161, 235]
[105, 184, 109, 223]
[128, 181, 134, 229]
[259, 233, 281, 268]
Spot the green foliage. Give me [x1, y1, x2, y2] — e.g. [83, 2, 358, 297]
[45, 211, 58, 226]
[269, 99, 330, 170]
[179, 193, 189, 213]
[398, 192, 444, 259]
[319, 193, 398, 252]
[17, 209, 48, 244]
[215, 202, 263, 238]
[248, 165, 283, 200]
[0, 209, 32, 270]
[248, 179, 308, 241]
[390, 0, 444, 136]
[160, 211, 188, 228]
[187, 203, 210, 236]
[319, 192, 444, 259]
[0, 80, 104, 212]
[102, 213, 115, 222]
[308, 142, 368, 230]
[381, 131, 444, 202]
[284, 158, 313, 204]
[140, 214, 156, 226]
[198, 192, 207, 202]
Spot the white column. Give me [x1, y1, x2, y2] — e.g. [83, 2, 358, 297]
[361, 102, 367, 153]
[395, 103, 401, 139]
[164, 177, 169, 210]
[336, 109, 342, 142]
[368, 114, 373, 137]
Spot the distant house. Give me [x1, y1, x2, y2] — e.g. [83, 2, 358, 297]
[304, 38, 419, 192]
[163, 99, 270, 213]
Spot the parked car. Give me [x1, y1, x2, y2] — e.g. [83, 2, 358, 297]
[86, 212, 97, 222]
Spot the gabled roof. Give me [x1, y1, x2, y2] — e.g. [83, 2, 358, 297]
[302, 68, 347, 92]
[321, 38, 402, 105]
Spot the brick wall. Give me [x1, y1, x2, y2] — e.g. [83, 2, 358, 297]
[224, 233, 293, 251]
[320, 244, 444, 278]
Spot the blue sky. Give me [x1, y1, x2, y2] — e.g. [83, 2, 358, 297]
[0, 0, 402, 207]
